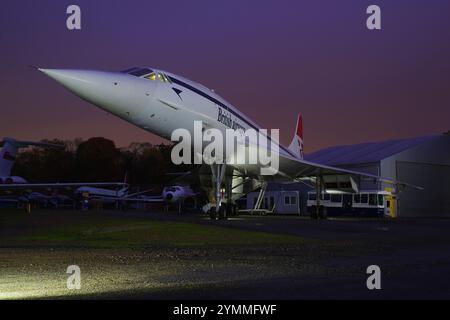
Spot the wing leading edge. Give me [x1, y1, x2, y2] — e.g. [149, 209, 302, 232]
[0, 182, 127, 189]
[273, 153, 423, 191]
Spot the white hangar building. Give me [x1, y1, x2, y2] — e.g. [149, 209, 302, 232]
[244, 133, 450, 217]
[305, 133, 450, 217]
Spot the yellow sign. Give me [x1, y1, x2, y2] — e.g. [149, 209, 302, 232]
[384, 187, 396, 218]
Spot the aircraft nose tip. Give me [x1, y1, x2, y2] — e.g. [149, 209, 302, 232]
[38, 68, 92, 85]
[38, 68, 124, 110]
[39, 67, 148, 117]
[38, 68, 58, 75]
[38, 68, 67, 84]
[38, 68, 55, 78]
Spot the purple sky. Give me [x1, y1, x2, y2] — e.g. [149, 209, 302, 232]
[1, 0, 449, 152]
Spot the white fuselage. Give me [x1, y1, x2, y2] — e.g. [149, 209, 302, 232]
[39, 68, 297, 174]
[76, 186, 127, 199]
[39, 66, 400, 195]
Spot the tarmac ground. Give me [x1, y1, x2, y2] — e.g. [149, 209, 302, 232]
[1, 208, 450, 299]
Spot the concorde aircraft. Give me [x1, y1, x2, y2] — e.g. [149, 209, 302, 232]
[39, 67, 417, 219]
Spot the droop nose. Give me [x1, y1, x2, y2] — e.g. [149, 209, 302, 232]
[39, 68, 155, 115]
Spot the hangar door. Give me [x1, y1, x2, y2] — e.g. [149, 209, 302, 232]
[396, 161, 450, 217]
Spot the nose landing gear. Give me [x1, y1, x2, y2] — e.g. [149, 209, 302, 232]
[208, 163, 231, 220]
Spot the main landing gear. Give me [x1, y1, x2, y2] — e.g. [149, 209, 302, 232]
[310, 174, 327, 220]
[208, 163, 236, 220]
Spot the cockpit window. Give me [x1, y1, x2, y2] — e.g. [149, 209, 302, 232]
[121, 68, 171, 83]
[120, 67, 138, 74]
[129, 68, 153, 77]
[144, 72, 156, 81]
[157, 73, 166, 82]
[121, 67, 153, 77]
[163, 73, 171, 83]
[156, 73, 171, 83]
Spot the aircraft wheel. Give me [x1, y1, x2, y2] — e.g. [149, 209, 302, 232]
[218, 205, 227, 220]
[209, 207, 217, 220]
[321, 207, 328, 219]
[310, 207, 318, 219]
[232, 204, 238, 216]
[223, 205, 229, 220]
[319, 207, 328, 219]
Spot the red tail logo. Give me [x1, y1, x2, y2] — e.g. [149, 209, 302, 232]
[296, 114, 303, 140]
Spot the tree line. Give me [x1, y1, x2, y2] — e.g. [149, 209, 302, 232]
[12, 137, 192, 186]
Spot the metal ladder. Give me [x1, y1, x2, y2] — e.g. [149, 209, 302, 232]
[251, 182, 267, 214]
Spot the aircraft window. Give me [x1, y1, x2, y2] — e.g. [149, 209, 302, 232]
[129, 68, 153, 77]
[323, 193, 330, 201]
[354, 194, 360, 203]
[308, 193, 316, 201]
[157, 73, 169, 83]
[145, 72, 156, 81]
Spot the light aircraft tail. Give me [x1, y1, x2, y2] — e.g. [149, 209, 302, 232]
[117, 172, 129, 197]
[0, 137, 63, 177]
[288, 114, 304, 159]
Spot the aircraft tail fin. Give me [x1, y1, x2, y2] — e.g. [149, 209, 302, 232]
[117, 172, 129, 197]
[0, 137, 63, 177]
[0, 138, 19, 177]
[288, 114, 304, 159]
